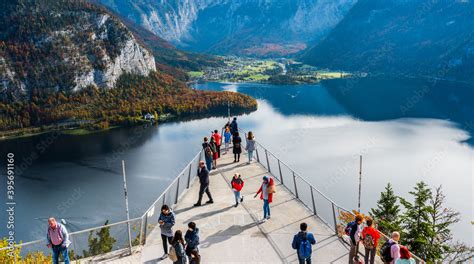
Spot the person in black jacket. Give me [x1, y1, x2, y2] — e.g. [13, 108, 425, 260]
[232, 132, 242, 162]
[230, 117, 238, 135]
[194, 161, 213, 206]
[185, 222, 200, 259]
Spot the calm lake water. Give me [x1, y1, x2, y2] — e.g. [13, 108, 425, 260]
[1, 78, 472, 245]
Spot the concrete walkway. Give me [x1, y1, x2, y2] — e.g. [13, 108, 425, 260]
[108, 150, 352, 264]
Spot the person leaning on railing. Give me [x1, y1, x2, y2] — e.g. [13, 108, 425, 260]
[46, 217, 71, 264]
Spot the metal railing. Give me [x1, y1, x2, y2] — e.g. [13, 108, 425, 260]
[2, 126, 424, 263]
[238, 128, 424, 263]
[0, 150, 203, 263]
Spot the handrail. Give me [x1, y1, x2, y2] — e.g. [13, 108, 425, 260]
[238, 128, 424, 263]
[1, 149, 203, 259]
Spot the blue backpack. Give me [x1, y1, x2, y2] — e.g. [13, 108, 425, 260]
[298, 233, 312, 259]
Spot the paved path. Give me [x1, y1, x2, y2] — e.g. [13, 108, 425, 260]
[108, 150, 353, 263]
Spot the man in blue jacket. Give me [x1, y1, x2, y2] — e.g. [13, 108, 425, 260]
[292, 222, 316, 264]
[194, 161, 213, 206]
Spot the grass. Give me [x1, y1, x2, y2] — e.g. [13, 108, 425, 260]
[188, 71, 204, 78]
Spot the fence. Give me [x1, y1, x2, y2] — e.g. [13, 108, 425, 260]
[237, 128, 424, 263]
[0, 150, 203, 263]
[1, 127, 424, 263]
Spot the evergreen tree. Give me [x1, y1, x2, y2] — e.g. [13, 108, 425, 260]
[370, 183, 401, 234]
[84, 220, 117, 257]
[399, 181, 433, 260]
[427, 185, 459, 260]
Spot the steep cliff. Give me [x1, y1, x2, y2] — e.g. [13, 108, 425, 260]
[301, 0, 474, 84]
[0, 0, 156, 94]
[99, 0, 357, 57]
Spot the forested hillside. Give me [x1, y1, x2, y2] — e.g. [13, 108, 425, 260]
[0, 0, 256, 133]
[301, 0, 474, 84]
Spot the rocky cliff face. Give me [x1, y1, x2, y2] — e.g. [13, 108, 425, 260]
[0, 0, 156, 95]
[99, 0, 357, 56]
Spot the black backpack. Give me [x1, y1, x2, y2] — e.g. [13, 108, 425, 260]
[380, 241, 395, 262]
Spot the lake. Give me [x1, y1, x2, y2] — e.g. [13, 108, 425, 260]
[0, 77, 472, 245]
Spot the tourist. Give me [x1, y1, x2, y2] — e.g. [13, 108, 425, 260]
[46, 217, 71, 264]
[380, 231, 401, 264]
[395, 246, 416, 264]
[231, 173, 244, 207]
[254, 175, 275, 221]
[189, 249, 201, 264]
[159, 204, 175, 259]
[291, 222, 317, 264]
[170, 230, 187, 264]
[223, 127, 232, 154]
[361, 217, 381, 264]
[230, 117, 238, 135]
[194, 161, 213, 206]
[245, 131, 256, 164]
[232, 131, 242, 162]
[212, 129, 222, 157]
[347, 214, 363, 264]
[185, 222, 200, 258]
[209, 136, 218, 169]
[202, 137, 213, 171]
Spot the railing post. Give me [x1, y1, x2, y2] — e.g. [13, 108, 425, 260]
[293, 171, 298, 198]
[265, 149, 271, 173]
[255, 148, 260, 163]
[162, 192, 166, 206]
[175, 176, 180, 204]
[187, 163, 192, 188]
[310, 186, 317, 215]
[331, 203, 338, 234]
[142, 215, 148, 244]
[277, 159, 283, 184]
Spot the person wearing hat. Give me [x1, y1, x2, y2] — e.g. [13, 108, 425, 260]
[395, 246, 415, 264]
[254, 175, 275, 221]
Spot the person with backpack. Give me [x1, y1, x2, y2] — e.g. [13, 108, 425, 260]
[169, 230, 187, 264]
[291, 222, 317, 264]
[380, 231, 401, 264]
[223, 127, 232, 154]
[361, 217, 381, 264]
[231, 173, 244, 207]
[159, 204, 175, 259]
[395, 246, 416, 264]
[232, 132, 242, 162]
[212, 129, 222, 158]
[185, 222, 200, 258]
[46, 217, 71, 264]
[202, 137, 214, 171]
[346, 214, 363, 264]
[194, 161, 214, 207]
[245, 131, 256, 164]
[209, 136, 218, 169]
[254, 175, 275, 221]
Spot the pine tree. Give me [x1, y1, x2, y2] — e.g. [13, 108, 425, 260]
[399, 181, 433, 260]
[84, 220, 117, 257]
[370, 183, 401, 234]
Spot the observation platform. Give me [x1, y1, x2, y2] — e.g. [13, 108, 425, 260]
[111, 149, 353, 263]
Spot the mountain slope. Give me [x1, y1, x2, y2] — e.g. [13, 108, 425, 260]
[301, 0, 474, 84]
[0, 0, 257, 132]
[0, 0, 156, 94]
[98, 0, 357, 57]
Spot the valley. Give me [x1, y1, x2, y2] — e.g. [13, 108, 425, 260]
[188, 56, 351, 84]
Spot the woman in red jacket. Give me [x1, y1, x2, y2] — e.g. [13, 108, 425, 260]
[231, 173, 244, 207]
[254, 176, 275, 221]
[361, 217, 381, 264]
